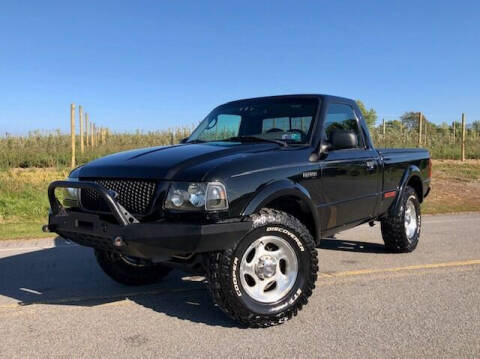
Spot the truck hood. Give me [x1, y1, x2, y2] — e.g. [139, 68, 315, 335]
[77, 142, 280, 180]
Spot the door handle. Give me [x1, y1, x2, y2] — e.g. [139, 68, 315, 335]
[365, 160, 376, 171]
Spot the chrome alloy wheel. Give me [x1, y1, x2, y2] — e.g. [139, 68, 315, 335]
[239, 235, 298, 303]
[404, 198, 418, 241]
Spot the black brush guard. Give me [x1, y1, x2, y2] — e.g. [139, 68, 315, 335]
[46, 181, 251, 260]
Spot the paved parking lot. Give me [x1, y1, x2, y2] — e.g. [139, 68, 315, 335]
[0, 213, 479, 358]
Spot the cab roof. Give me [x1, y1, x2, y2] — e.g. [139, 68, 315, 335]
[221, 94, 356, 107]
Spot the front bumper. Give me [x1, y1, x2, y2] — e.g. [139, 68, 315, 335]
[47, 181, 251, 260]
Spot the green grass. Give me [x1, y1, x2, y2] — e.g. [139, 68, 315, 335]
[423, 201, 480, 215]
[0, 168, 69, 239]
[0, 168, 69, 219]
[422, 160, 480, 214]
[0, 222, 54, 240]
[430, 160, 480, 181]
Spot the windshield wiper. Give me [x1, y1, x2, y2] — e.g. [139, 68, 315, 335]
[224, 136, 288, 147]
[186, 139, 206, 144]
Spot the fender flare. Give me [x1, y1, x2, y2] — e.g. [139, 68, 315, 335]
[241, 179, 322, 241]
[389, 165, 423, 216]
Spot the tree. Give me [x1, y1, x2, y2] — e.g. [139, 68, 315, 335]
[471, 120, 480, 132]
[400, 112, 428, 130]
[356, 100, 377, 129]
[386, 119, 403, 131]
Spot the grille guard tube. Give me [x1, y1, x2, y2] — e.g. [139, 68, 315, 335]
[48, 180, 132, 226]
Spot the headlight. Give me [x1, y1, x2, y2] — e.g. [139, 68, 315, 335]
[165, 182, 228, 211]
[63, 178, 80, 207]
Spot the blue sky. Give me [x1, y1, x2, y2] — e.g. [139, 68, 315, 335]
[1, 0, 479, 134]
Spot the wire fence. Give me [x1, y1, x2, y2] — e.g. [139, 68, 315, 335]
[370, 113, 480, 160]
[1, 106, 479, 169]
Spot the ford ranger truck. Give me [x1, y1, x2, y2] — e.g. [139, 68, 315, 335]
[45, 94, 431, 327]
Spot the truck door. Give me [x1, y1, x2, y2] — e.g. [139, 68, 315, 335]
[319, 103, 380, 231]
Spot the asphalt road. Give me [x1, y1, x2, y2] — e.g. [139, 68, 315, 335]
[0, 212, 479, 358]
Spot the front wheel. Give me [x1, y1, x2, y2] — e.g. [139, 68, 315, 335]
[95, 250, 172, 286]
[205, 209, 318, 327]
[381, 186, 421, 253]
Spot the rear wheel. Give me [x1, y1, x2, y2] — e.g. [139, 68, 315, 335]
[95, 249, 172, 286]
[381, 186, 421, 253]
[205, 209, 318, 327]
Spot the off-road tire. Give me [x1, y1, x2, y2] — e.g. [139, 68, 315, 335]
[95, 249, 172, 286]
[205, 209, 318, 327]
[381, 186, 421, 253]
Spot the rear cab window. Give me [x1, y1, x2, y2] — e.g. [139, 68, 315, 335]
[262, 117, 312, 133]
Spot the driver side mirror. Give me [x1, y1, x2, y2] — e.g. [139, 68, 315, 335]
[180, 137, 188, 144]
[330, 130, 358, 150]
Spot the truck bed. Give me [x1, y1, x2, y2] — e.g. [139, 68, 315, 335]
[375, 147, 430, 216]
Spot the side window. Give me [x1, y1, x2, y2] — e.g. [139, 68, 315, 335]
[323, 104, 364, 148]
[198, 114, 241, 141]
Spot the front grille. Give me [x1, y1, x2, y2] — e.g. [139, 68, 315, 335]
[80, 179, 157, 215]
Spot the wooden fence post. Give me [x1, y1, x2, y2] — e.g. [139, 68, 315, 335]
[461, 113, 466, 162]
[91, 122, 94, 148]
[418, 112, 423, 147]
[453, 121, 456, 143]
[424, 120, 428, 145]
[85, 113, 89, 148]
[79, 106, 84, 153]
[70, 104, 76, 168]
[399, 121, 403, 145]
[382, 118, 386, 148]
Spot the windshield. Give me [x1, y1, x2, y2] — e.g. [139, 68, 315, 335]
[187, 97, 319, 145]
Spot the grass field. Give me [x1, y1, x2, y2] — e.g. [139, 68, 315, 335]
[0, 160, 479, 240]
[0, 168, 69, 240]
[422, 160, 480, 214]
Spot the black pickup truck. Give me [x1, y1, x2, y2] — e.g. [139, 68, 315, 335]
[46, 94, 431, 327]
